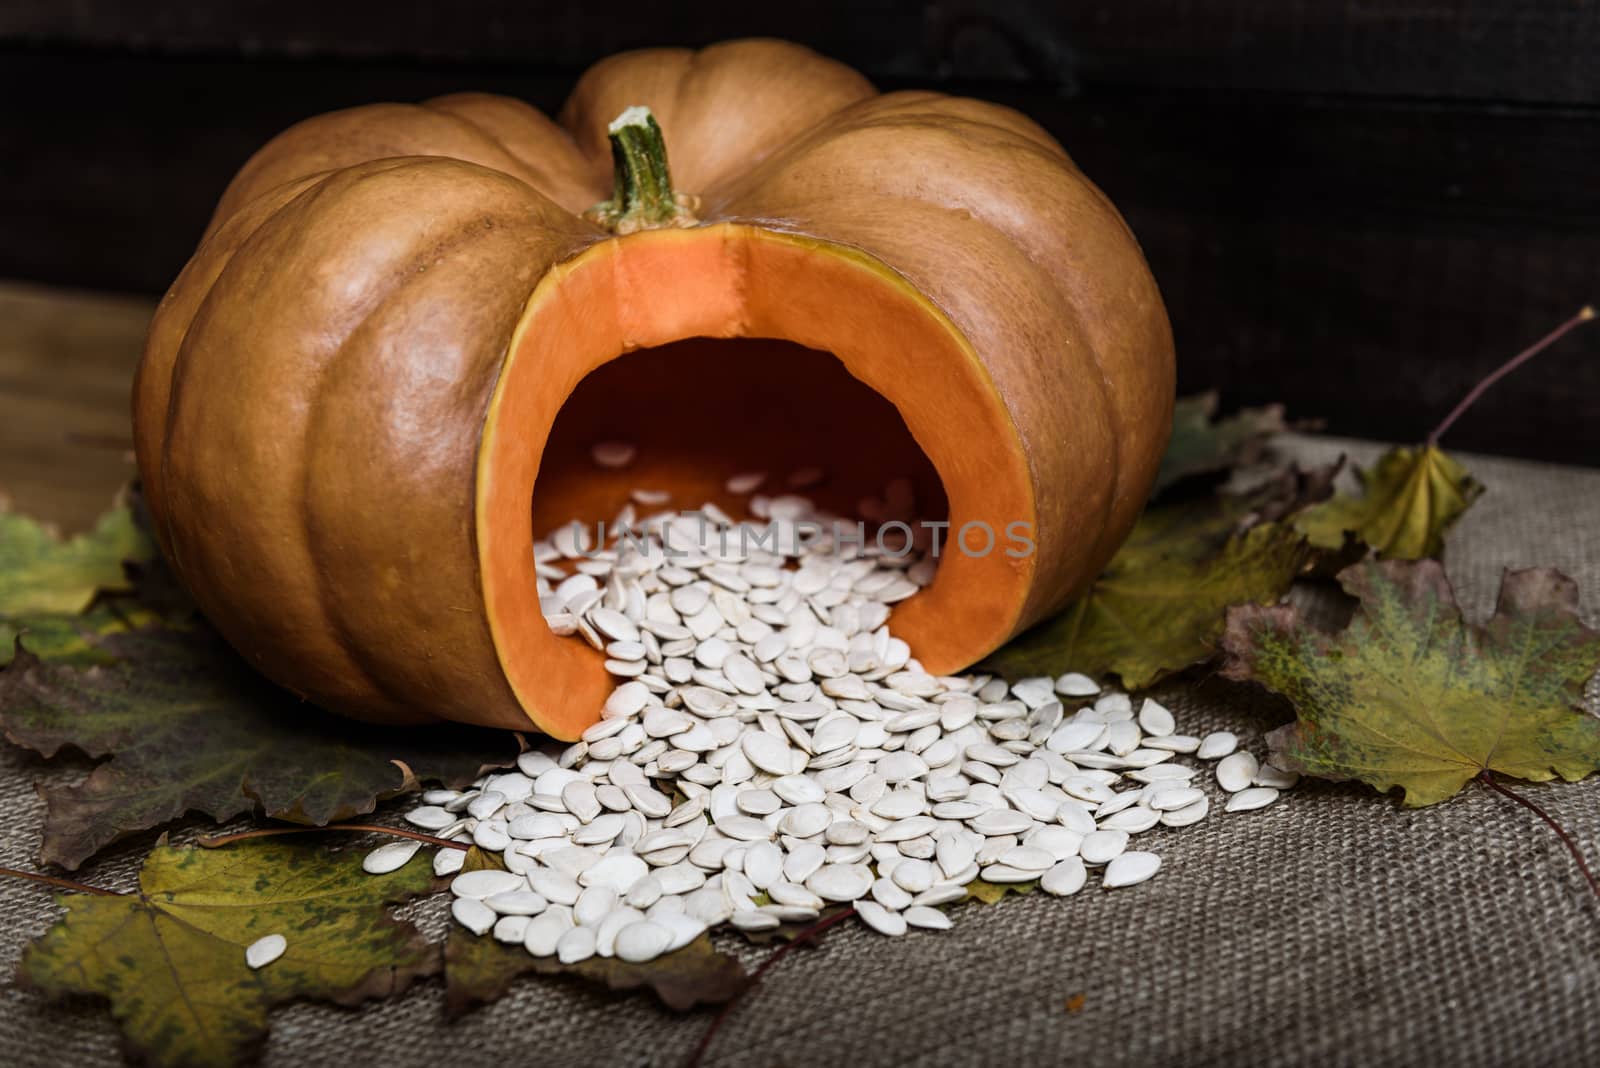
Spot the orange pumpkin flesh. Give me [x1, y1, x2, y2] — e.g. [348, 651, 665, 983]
[132, 39, 1174, 739]
[481, 225, 1034, 737]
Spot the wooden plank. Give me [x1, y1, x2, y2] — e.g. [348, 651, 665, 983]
[0, 54, 1596, 465]
[0, 283, 149, 533]
[2, 0, 1596, 102]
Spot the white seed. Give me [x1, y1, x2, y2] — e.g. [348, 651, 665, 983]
[493, 915, 531, 943]
[362, 840, 421, 874]
[1254, 763, 1300, 789]
[1160, 797, 1211, 827]
[557, 925, 598, 963]
[1041, 857, 1087, 896]
[978, 864, 1037, 884]
[903, 905, 953, 930]
[1216, 751, 1260, 792]
[581, 853, 650, 893]
[458, 497, 1249, 956]
[1103, 851, 1162, 888]
[1079, 830, 1129, 865]
[404, 806, 454, 830]
[451, 898, 497, 936]
[806, 863, 873, 902]
[971, 809, 1033, 837]
[615, 920, 675, 962]
[1137, 698, 1175, 737]
[524, 909, 573, 956]
[741, 731, 793, 775]
[726, 471, 767, 494]
[484, 890, 548, 916]
[451, 869, 523, 899]
[1197, 731, 1239, 760]
[1225, 786, 1281, 812]
[1148, 787, 1206, 811]
[245, 934, 287, 969]
[856, 899, 908, 936]
[591, 441, 636, 468]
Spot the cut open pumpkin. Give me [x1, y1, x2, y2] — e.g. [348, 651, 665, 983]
[482, 226, 1034, 738]
[133, 40, 1173, 737]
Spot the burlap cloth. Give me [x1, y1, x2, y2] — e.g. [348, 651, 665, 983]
[3, 434, 1598, 1067]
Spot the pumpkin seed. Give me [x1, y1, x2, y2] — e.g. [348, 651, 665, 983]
[1197, 731, 1238, 760]
[1225, 786, 1281, 812]
[1040, 857, 1087, 896]
[244, 933, 287, 969]
[1103, 851, 1162, 888]
[1215, 751, 1260, 792]
[856, 899, 908, 936]
[362, 840, 421, 874]
[590, 441, 636, 468]
[429, 496, 1293, 958]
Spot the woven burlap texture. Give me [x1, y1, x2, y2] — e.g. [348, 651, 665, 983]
[2, 435, 1598, 1067]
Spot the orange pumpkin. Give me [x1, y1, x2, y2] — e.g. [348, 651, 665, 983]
[133, 38, 1173, 739]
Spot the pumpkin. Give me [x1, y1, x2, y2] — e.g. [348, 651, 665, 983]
[133, 38, 1173, 739]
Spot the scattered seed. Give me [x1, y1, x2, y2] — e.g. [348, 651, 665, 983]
[591, 441, 636, 468]
[1103, 851, 1162, 888]
[424, 490, 1295, 960]
[1216, 751, 1260, 793]
[1225, 786, 1281, 812]
[1041, 857, 1087, 896]
[1197, 731, 1238, 760]
[726, 472, 767, 495]
[245, 933, 286, 969]
[362, 840, 421, 874]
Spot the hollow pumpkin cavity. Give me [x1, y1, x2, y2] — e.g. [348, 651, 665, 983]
[478, 225, 1038, 738]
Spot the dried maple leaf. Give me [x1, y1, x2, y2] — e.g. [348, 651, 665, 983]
[1153, 392, 1286, 495]
[444, 925, 747, 1015]
[0, 501, 151, 615]
[1294, 445, 1483, 560]
[0, 625, 521, 868]
[982, 476, 1323, 689]
[441, 843, 746, 1011]
[964, 877, 1037, 904]
[20, 840, 437, 1068]
[1221, 559, 1600, 806]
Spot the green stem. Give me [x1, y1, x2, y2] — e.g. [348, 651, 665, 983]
[587, 106, 696, 233]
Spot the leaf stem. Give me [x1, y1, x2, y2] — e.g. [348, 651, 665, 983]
[1476, 770, 1600, 899]
[1427, 306, 1595, 446]
[0, 865, 121, 896]
[198, 823, 470, 851]
[684, 906, 857, 1068]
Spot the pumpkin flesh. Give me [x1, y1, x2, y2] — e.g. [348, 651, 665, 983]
[481, 224, 1035, 738]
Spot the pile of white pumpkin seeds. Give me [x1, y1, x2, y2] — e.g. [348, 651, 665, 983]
[377, 465, 1294, 965]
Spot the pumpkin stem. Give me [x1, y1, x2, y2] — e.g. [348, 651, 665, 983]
[585, 106, 700, 234]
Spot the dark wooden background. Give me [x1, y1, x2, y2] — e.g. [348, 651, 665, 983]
[3, 1, 1597, 464]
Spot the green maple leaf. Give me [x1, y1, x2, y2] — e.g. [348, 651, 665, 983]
[1221, 559, 1600, 806]
[0, 625, 521, 868]
[983, 486, 1313, 689]
[1, 602, 165, 667]
[1153, 392, 1286, 495]
[1294, 445, 1482, 560]
[0, 502, 151, 615]
[20, 840, 437, 1068]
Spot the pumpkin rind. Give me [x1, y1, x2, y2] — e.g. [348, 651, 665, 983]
[133, 38, 1174, 735]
